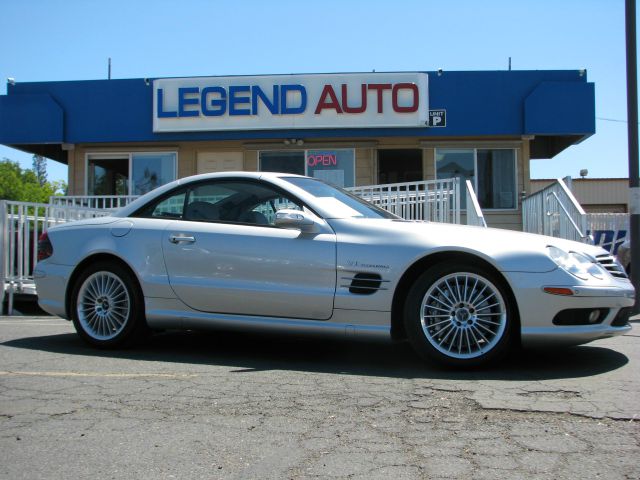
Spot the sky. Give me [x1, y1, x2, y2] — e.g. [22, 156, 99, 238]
[0, 0, 636, 183]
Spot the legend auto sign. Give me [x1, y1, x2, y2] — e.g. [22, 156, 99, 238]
[153, 73, 428, 132]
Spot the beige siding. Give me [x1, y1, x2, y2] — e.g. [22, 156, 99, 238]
[483, 212, 522, 231]
[355, 148, 373, 185]
[178, 147, 196, 178]
[196, 151, 243, 173]
[567, 179, 628, 207]
[521, 139, 531, 197]
[71, 147, 85, 195]
[244, 150, 258, 171]
[423, 148, 435, 179]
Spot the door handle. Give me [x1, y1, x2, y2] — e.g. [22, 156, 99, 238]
[169, 234, 196, 244]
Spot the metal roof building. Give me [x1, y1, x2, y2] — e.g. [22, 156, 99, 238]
[0, 69, 595, 229]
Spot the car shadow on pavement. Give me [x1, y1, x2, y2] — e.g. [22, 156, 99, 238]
[2, 328, 630, 381]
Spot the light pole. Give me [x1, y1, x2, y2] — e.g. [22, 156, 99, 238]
[625, 0, 640, 311]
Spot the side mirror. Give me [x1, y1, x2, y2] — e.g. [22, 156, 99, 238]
[275, 209, 319, 233]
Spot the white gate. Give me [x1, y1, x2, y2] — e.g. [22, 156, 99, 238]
[1, 200, 111, 313]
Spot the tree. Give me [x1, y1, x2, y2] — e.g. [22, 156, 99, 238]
[0, 158, 66, 203]
[32, 154, 47, 186]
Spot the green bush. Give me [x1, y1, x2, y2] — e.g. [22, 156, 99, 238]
[0, 159, 66, 203]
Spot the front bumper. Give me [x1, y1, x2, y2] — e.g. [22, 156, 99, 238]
[504, 270, 635, 347]
[521, 323, 632, 347]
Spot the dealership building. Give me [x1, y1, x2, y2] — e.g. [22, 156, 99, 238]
[0, 70, 595, 229]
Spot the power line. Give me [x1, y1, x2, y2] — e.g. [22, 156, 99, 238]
[596, 116, 639, 124]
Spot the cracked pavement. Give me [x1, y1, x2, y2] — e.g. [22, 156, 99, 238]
[0, 316, 638, 479]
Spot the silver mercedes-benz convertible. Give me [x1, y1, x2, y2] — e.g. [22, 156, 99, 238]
[34, 172, 634, 367]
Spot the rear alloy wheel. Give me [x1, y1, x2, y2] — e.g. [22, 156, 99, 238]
[404, 263, 514, 368]
[71, 262, 147, 348]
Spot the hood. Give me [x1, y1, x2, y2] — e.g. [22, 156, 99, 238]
[331, 218, 606, 273]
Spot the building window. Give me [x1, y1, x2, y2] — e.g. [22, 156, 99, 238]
[258, 149, 355, 187]
[260, 151, 305, 176]
[435, 148, 517, 210]
[132, 153, 177, 195]
[87, 152, 177, 196]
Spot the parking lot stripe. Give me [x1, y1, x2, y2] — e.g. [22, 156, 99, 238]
[0, 371, 198, 378]
[0, 322, 69, 326]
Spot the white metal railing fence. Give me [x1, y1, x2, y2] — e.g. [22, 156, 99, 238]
[50, 195, 139, 210]
[1, 200, 111, 312]
[49, 181, 463, 224]
[465, 180, 487, 228]
[347, 178, 461, 224]
[587, 213, 629, 255]
[522, 177, 589, 243]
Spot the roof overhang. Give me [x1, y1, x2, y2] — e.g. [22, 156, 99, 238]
[525, 81, 595, 158]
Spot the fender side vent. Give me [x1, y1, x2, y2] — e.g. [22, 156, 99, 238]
[344, 273, 386, 295]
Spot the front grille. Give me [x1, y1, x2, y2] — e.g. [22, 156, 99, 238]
[596, 254, 627, 279]
[611, 307, 632, 327]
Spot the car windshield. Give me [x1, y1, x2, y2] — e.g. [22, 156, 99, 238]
[283, 177, 398, 219]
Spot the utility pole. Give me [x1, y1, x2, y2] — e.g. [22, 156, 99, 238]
[625, 0, 640, 311]
[108, 57, 112, 80]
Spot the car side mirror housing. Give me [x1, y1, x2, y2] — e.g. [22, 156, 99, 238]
[275, 209, 320, 233]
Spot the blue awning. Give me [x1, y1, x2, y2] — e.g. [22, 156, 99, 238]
[0, 71, 596, 162]
[0, 93, 64, 144]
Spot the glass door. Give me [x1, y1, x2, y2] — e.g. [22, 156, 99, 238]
[377, 149, 423, 184]
[87, 155, 129, 195]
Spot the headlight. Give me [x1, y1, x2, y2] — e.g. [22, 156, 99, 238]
[547, 246, 606, 280]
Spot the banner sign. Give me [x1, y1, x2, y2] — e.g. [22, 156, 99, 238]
[153, 73, 428, 132]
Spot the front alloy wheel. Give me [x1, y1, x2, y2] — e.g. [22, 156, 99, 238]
[405, 263, 514, 368]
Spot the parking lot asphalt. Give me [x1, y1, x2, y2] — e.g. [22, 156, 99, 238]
[0, 316, 639, 479]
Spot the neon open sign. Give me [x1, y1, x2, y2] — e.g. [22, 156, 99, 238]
[307, 153, 337, 167]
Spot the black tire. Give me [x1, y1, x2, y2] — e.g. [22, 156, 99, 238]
[404, 262, 515, 368]
[70, 261, 148, 348]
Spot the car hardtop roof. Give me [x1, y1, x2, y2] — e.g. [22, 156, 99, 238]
[113, 171, 309, 217]
[174, 171, 306, 183]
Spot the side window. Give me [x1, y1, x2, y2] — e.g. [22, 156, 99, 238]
[249, 195, 302, 226]
[136, 190, 186, 219]
[184, 183, 234, 222]
[183, 180, 302, 226]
